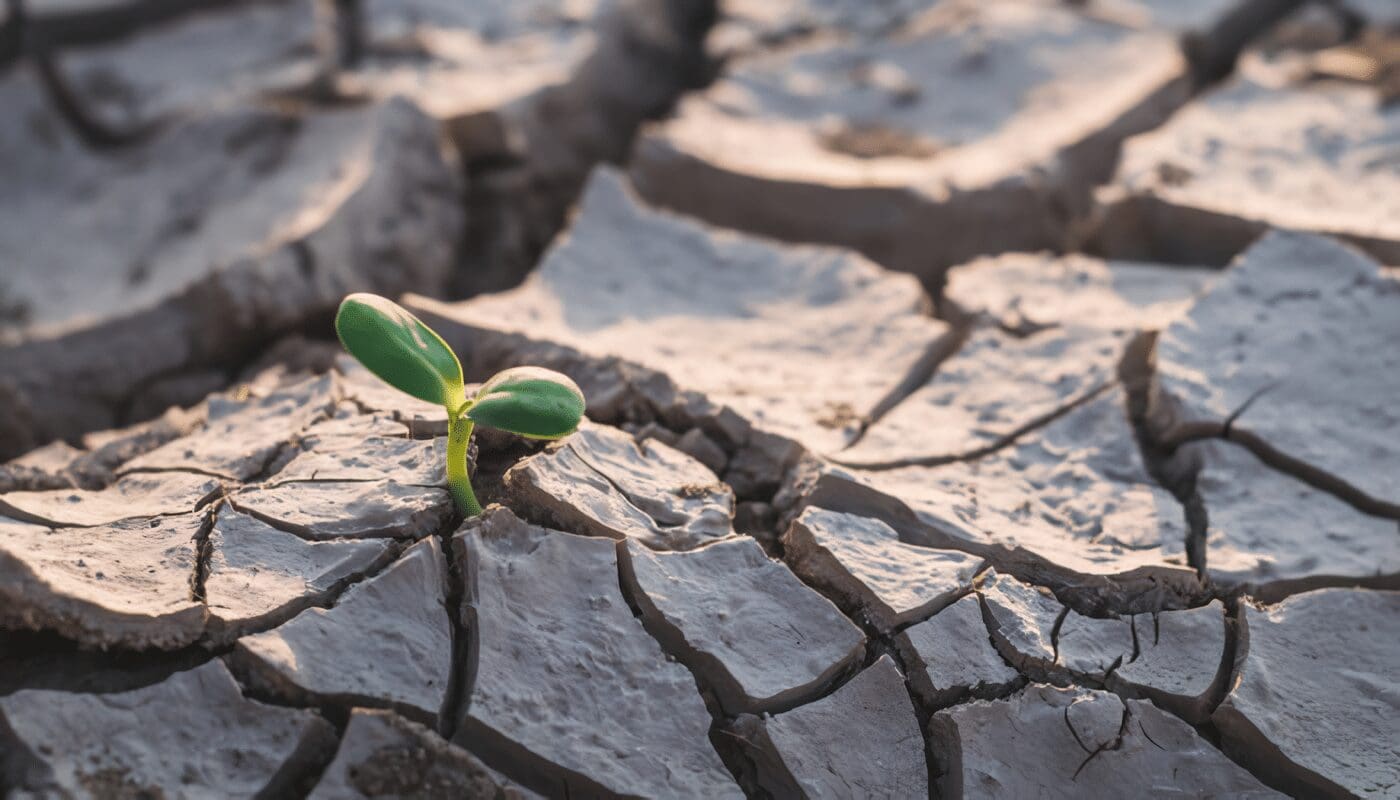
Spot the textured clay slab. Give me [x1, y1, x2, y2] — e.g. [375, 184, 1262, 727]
[888, 246, 1212, 464]
[732, 655, 927, 798]
[18, 0, 316, 123]
[122, 373, 338, 480]
[1109, 601, 1228, 724]
[0, 471, 220, 527]
[620, 535, 865, 714]
[25, 0, 655, 135]
[1149, 231, 1400, 516]
[0, 660, 337, 798]
[232, 480, 452, 541]
[45, 0, 596, 123]
[409, 169, 953, 456]
[1098, 60, 1400, 265]
[1214, 588, 1400, 799]
[783, 506, 983, 631]
[353, 0, 611, 125]
[1052, 608, 1134, 683]
[299, 407, 413, 440]
[0, 512, 207, 649]
[896, 593, 1020, 708]
[231, 538, 453, 728]
[978, 569, 1224, 695]
[309, 709, 533, 800]
[709, 0, 938, 56]
[0, 440, 86, 492]
[981, 568, 1136, 684]
[507, 424, 735, 551]
[455, 508, 741, 798]
[943, 252, 1213, 334]
[1182, 438, 1400, 599]
[810, 388, 1195, 599]
[632, 2, 1188, 280]
[839, 325, 1126, 466]
[930, 684, 1284, 799]
[928, 250, 1209, 438]
[269, 428, 445, 486]
[0, 91, 460, 460]
[977, 569, 1063, 675]
[204, 507, 396, 642]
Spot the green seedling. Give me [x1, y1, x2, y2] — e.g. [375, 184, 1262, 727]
[335, 293, 585, 516]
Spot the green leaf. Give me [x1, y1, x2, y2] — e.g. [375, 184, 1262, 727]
[466, 367, 585, 439]
[335, 293, 464, 409]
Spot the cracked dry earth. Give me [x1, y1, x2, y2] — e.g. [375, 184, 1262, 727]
[2, 1, 1400, 800]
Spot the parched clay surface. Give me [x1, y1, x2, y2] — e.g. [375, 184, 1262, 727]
[304, 405, 415, 441]
[455, 508, 741, 798]
[232, 480, 452, 541]
[631, 1, 1189, 280]
[507, 423, 735, 550]
[942, 252, 1213, 334]
[1, 6, 1396, 798]
[896, 593, 1020, 707]
[839, 325, 1126, 466]
[0, 512, 207, 649]
[231, 538, 453, 728]
[122, 373, 338, 480]
[408, 169, 954, 456]
[46, 0, 599, 128]
[708, 0, 937, 56]
[1109, 601, 1228, 724]
[976, 569, 1064, 675]
[1214, 588, 1400, 799]
[1180, 438, 1400, 599]
[783, 506, 983, 631]
[730, 655, 927, 798]
[804, 388, 1196, 605]
[930, 684, 1285, 799]
[1054, 608, 1135, 683]
[33, 0, 315, 122]
[0, 87, 461, 460]
[269, 427, 445, 486]
[620, 535, 866, 714]
[0, 0, 714, 460]
[1149, 231, 1400, 516]
[1096, 58, 1400, 265]
[978, 569, 1225, 702]
[353, 0, 607, 129]
[309, 709, 533, 800]
[845, 249, 1215, 467]
[23, 0, 671, 141]
[0, 471, 220, 527]
[203, 508, 396, 642]
[0, 659, 337, 798]
[0, 405, 205, 493]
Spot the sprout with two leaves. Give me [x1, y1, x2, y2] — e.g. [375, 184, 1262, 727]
[335, 293, 585, 516]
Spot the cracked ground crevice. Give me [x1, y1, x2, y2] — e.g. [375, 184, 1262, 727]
[608, 540, 764, 796]
[833, 380, 1121, 472]
[3, 3, 1399, 796]
[841, 310, 972, 454]
[434, 516, 472, 743]
[187, 500, 220, 604]
[1224, 426, 1400, 521]
[614, 534, 867, 718]
[225, 535, 454, 731]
